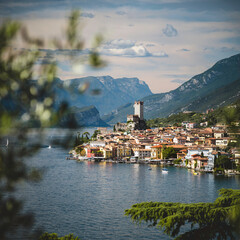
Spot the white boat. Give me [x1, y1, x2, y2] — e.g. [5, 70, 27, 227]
[48, 145, 52, 149]
[6, 138, 9, 147]
[162, 168, 168, 174]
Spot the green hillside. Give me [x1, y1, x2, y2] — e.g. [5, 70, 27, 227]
[103, 53, 240, 124]
[147, 98, 240, 128]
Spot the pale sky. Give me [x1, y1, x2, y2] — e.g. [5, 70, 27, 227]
[1, 0, 240, 93]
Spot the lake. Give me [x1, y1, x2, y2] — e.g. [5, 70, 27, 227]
[14, 138, 240, 240]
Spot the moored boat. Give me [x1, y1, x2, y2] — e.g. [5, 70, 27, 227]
[162, 168, 168, 174]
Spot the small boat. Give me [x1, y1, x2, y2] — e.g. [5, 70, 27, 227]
[148, 167, 152, 171]
[162, 168, 168, 174]
[6, 138, 9, 147]
[193, 171, 199, 175]
[48, 145, 52, 149]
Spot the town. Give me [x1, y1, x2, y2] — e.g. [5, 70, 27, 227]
[70, 101, 240, 175]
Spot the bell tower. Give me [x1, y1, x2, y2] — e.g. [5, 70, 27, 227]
[134, 101, 144, 120]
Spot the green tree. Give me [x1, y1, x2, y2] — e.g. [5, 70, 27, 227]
[214, 155, 235, 170]
[125, 100, 240, 240]
[162, 147, 177, 159]
[0, 10, 103, 240]
[125, 188, 240, 240]
[91, 129, 100, 139]
[83, 131, 90, 140]
[39, 233, 80, 240]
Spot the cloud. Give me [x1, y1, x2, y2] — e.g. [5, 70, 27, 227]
[152, 51, 168, 57]
[81, 12, 95, 18]
[162, 24, 178, 37]
[116, 10, 127, 15]
[101, 45, 150, 57]
[103, 39, 136, 49]
[101, 39, 168, 57]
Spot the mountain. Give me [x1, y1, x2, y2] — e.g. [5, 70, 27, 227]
[102, 53, 240, 124]
[60, 105, 109, 127]
[55, 76, 152, 115]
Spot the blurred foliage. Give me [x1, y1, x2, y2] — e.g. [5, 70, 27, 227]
[125, 188, 240, 240]
[0, 10, 104, 240]
[74, 131, 90, 147]
[39, 232, 80, 240]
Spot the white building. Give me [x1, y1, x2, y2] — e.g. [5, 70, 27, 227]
[132, 148, 151, 160]
[90, 141, 105, 147]
[185, 149, 215, 170]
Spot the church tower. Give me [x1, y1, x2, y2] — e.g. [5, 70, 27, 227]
[134, 101, 144, 120]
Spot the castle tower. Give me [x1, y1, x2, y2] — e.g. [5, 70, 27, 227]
[134, 101, 144, 120]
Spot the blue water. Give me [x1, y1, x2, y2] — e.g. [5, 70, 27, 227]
[17, 146, 240, 239]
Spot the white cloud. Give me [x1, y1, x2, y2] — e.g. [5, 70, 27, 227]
[162, 24, 178, 37]
[101, 45, 150, 57]
[152, 51, 168, 57]
[100, 39, 168, 57]
[103, 39, 136, 49]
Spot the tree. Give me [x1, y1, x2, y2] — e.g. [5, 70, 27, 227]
[125, 101, 240, 239]
[91, 129, 100, 139]
[39, 233, 80, 240]
[83, 131, 90, 140]
[162, 147, 177, 159]
[214, 155, 235, 170]
[125, 188, 240, 240]
[0, 10, 103, 240]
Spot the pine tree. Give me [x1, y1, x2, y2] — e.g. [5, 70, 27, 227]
[125, 188, 240, 240]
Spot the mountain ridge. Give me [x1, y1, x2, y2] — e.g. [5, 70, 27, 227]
[55, 75, 152, 115]
[102, 53, 240, 124]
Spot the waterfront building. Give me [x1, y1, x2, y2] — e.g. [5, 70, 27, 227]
[115, 146, 132, 158]
[85, 146, 103, 158]
[100, 146, 113, 159]
[132, 148, 151, 160]
[151, 145, 163, 159]
[185, 148, 215, 170]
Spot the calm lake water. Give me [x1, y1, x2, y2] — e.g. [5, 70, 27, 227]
[14, 130, 240, 240]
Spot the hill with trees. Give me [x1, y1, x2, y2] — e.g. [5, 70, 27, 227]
[146, 99, 240, 128]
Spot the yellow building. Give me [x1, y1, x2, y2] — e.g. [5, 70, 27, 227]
[116, 146, 132, 158]
[151, 145, 163, 159]
[100, 147, 113, 159]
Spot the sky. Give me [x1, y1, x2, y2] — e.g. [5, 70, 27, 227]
[1, 0, 240, 93]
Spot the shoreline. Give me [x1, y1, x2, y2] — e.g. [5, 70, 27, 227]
[66, 155, 240, 175]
